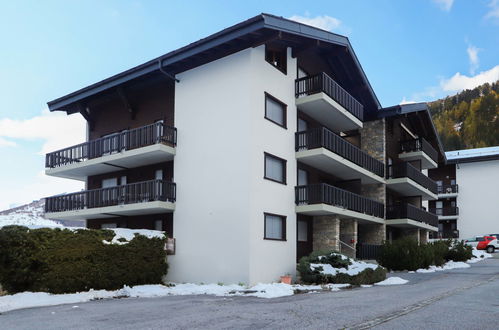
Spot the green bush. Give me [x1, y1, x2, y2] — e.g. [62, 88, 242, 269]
[446, 240, 473, 262]
[297, 250, 386, 285]
[0, 226, 168, 294]
[378, 238, 473, 271]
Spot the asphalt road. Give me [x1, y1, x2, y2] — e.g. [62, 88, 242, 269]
[2, 256, 499, 330]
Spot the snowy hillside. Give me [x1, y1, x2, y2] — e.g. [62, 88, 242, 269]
[0, 199, 63, 228]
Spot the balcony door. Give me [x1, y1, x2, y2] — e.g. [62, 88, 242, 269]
[101, 178, 118, 205]
[297, 216, 313, 262]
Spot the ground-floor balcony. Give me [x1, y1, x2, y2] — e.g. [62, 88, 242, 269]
[429, 207, 459, 220]
[437, 184, 458, 198]
[45, 179, 175, 220]
[386, 204, 438, 231]
[295, 127, 385, 184]
[45, 122, 176, 181]
[295, 183, 384, 224]
[398, 137, 438, 169]
[295, 72, 363, 132]
[386, 162, 438, 200]
[430, 230, 460, 239]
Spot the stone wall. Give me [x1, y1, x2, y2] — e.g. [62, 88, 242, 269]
[360, 119, 386, 163]
[339, 219, 358, 258]
[358, 223, 386, 245]
[419, 229, 428, 244]
[404, 228, 420, 243]
[313, 215, 340, 251]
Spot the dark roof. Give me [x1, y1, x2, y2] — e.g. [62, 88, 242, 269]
[47, 13, 381, 114]
[378, 103, 447, 162]
[446, 146, 499, 164]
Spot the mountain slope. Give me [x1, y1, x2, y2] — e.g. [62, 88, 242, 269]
[427, 80, 499, 151]
[0, 200, 62, 228]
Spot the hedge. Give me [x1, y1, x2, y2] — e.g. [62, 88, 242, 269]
[0, 226, 168, 294]
[377, 238, 473, 271]
[297, 250, 387, 285]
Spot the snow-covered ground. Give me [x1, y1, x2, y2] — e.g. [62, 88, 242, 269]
[468, 248, 493, 263]
[375, 277, 409, 286]
[0, 199, 62, 229]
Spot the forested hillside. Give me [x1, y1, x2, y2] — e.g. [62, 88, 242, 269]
[427, 81, 499, 151]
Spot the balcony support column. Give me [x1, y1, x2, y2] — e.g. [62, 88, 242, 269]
[340, 219, 357, 258]
[403, 228, 420, 244]
[419, 229, 429, 244]
[358, 223, 386, 245]
[313, 215, 340, 252]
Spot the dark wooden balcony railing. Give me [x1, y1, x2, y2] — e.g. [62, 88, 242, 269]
[356, 243, 382, 260]
[387, 162, 438, 194]
[296, 127, 384, 177]
[437, 184, 458, 194]
[429, 207, 459, 216]
[295, 72, 364, 121]
[295, 183, 384, 219]
[400, 137, 438, 162]
[46, 122, 177, 168]
[45, 180, 176, 213]
[430, 230, 459, 239]
[386, 204, 438, 227]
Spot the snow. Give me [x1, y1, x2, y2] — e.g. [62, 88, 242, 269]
[445, 146, 499, 161]
[0, 200, 63, 229]
[416, 260, 471, 273]
[375, 277, 409, 286]
[102, 228, 165, 245]
[468, 248, 493, 263]
[310, 253, 380, 276]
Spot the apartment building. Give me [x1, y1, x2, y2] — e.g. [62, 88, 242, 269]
[43, 14, 443, 284]
[429, 146, 499, 239]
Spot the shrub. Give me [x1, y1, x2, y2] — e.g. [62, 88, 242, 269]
[429, 240, 451, 267]
[297, 250, 386, 285]
[446, 240, 473, 262]
[0, 226, 168, 294]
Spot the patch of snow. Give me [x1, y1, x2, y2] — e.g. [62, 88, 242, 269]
[416, 260, 471, 273]
[102, 228, 165, 245]
[310, 253, 380, 276]
[361, 285, 373, 288]
[375, 277, 408, 286]
[468, 248, 492, 263]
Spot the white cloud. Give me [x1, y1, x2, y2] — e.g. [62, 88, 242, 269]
[440, 65, 499, 92]
[432, 0, 454, 11]
[0, 137, 16, 147]
[288, 14, 344, 33]
[466, 44, 480, 75]
[399, 97, 418, 105]
[485, 0, 499, 21]
[0, 109, 86, 155]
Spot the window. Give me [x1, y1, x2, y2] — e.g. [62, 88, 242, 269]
[102, 178, 118, 188]
[298, 118, 308, 132]
[297, 220, 308, 242]
[265, 93, 287, 128]
[298, 169, 308, 186]
[264, 213, 286, 240]
[265, 45, 287, 74]
[155, 220, 163, 231]
[264, 153, 286, 184]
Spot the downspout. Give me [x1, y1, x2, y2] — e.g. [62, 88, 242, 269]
[158, 59, 179, 82]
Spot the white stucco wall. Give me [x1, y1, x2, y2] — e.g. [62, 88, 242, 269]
[456, 159, 499, 238]
[169, 45, 297, 285]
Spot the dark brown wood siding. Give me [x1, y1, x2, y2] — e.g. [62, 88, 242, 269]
[87, 213, 173, 237]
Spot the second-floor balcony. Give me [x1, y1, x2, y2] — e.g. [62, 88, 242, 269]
[386, 204, 438, 230]
[45, 179, 176, 220]
[429, 207, 459, 219]
[295, 73, 363, 132]
[295, 127, 385, 184]
[45, 122, 177, 180]
[437, 184, 459, 197]
[295, 183, 385, 224]
[399, 137, 438, 169]
[386, 162, 438, 200]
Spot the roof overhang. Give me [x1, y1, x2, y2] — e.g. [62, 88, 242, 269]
[47, 13, 381, 115]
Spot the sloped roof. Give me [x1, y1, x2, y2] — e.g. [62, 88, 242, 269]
[47, 13, 380, 114]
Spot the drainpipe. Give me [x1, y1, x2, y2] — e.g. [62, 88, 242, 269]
[158, 59, 179, 82]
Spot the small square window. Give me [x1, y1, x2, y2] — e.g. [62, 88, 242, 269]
[264, 213, 286, 240]
[265, 45, 287, 74]
[264, 153, 286, 184]
[265, 93, 287, 128]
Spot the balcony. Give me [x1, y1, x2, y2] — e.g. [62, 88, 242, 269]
[295, 183, 384, 224]
[45, 179, 175, 220]
[295, 73, 363, 132]
[430, 230, 459, 239]
[386, 162, 437, 200]
[45, 122, 177, 181]
[295, 128, 385, 184]
[399, 137, 438, 169]
[386, 204, 438, 230]
[437, 184, 458, 198]
[429, 207, 459, 220]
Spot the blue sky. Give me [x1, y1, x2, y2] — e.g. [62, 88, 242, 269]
[0, 0, 498, 210]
